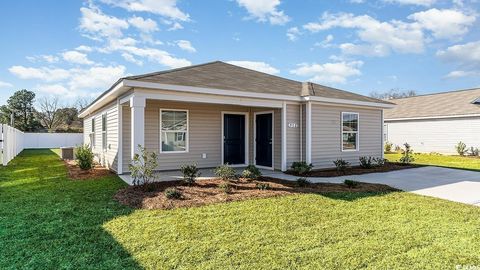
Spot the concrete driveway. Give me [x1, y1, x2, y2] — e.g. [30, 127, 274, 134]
[268, 167, 480, 206]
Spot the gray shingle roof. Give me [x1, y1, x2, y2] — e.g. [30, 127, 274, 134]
[384, 88, 480, 119]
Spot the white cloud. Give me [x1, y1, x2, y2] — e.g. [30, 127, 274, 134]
[303, 13, 425, 55]
[290, 61, 363, 84]
[236, 0, 290, 25]
[350, 0, 365, 3]
[437, 41, 480, 66]
[227, 61, 280, 75]
[26, 54, 59, 63]
[75, 45, 93, 52]
[383, 0, 437, 6]
[128, 16, 159, 32]
[101, 0, 190, 21]
[176, 40, 196, 53]
[62, 50, 94, 65]
[67, 65, 127, 91]
[0, 81, 13, 88]
[79, 6, 129, 40]
[286, 27, 301, 41]
[445, 70, 478, 78]
[37, 84, 70, 96]
[121, 53, 143, 65]
[315, 34, 335, 48]
[168, 22, 183, 31]
[339, 43, 390, 57]
[408, 8, 476, 39]
[9, 66, 71, 82]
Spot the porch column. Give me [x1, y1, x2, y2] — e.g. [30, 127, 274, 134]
[281, 101, 287, 171]
[130, 95, 146, 159]
[305, 101, 312, 164]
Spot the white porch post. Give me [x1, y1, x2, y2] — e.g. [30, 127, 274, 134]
[306, 101, 312, 164]
[130, 95, 146, 159]
[281, 101, 287, 171]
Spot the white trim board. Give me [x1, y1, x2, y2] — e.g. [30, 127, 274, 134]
[385, 113, 480, 121]
[221, 111, 249, 167]
[253, 111, 275, 170]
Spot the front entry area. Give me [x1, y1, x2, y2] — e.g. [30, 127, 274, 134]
[255, 112, 273, 168]
[223, 113, 246, 165]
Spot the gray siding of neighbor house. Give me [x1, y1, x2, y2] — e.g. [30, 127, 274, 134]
[311, 104, 383, 168]
[122, 100, 286, 172]
[82, 102, 119, 172]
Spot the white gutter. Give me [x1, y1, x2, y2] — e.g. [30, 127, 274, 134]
[304, 96, 394, 109]
[385, 113, 480, 121]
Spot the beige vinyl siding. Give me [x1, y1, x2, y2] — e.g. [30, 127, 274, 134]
[311, 104, 382, 168]
[286, 104, 301, 167]
[385, 117, 480, 154]
[122, 100, 283, 171]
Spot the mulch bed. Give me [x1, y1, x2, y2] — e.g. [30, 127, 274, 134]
[285, 162, 421, 177]
[114, 177, 398, 210]
[64, 159, 114, 180]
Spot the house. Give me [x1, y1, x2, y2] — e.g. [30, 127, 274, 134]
[78, 61, 393, 174]
[384, 88, 480, 154]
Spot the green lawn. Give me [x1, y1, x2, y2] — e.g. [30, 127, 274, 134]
[2, 150, 480, 269]
[386, 153, 480, 171]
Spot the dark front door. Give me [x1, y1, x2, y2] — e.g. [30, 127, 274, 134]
[255, 113, 273, 167]
[223, 114, 245, 165]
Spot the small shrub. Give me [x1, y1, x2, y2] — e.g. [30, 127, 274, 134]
[468, 147, 479, 156]
[344, 179, 359, 188]
[456, 141, 467, 156]
[214, 164, 237, 181]
[75, 144, 94, 170]
[290, 161, 313, 175]
[333, 159, 350, 174]
[180, 163, 200, 185]
[129, 145, 159, 186]
[394, 145, 402, 153]
[384, 141, 393, 152]
[373, 157, 387, 167]
[218, 182, 233, 193]
[296, 177, 311, 187]
[256, 182, 270, 190]
[399, 143, 415, 164]
[359, 156, 374, 169]
[164, 187, 182, 199]
[242, 165, 262, 180]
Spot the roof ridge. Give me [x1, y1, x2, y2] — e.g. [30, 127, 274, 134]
[391, 87, 480, 100]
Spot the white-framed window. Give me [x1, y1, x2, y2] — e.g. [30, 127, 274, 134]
[160, 109, 188, 153]
[102, 114, 107, 151]
[89, 118, 95, 149]
[341, 112, 359, 151]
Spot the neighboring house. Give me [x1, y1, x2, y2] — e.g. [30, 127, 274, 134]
[384, 88, 480, 154]
[78, 61, 393, 174]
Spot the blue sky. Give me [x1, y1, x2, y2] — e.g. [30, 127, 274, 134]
[0, 0, 479, 105]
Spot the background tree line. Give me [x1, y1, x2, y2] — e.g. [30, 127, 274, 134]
[0, 89, 90, 132]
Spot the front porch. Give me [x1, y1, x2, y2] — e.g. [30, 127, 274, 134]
[117, 89, 298, 175]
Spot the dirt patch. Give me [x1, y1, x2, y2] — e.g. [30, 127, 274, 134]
[64, 159, 114, 180]
[114, 177, 397, 210]
[286, 162, 421, 177]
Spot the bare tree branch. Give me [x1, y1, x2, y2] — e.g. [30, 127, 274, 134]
[37, 96, 61, 132]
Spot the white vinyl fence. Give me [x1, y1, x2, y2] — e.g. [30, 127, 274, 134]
[1, 124, 83, 165]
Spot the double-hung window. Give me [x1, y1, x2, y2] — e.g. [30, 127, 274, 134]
[160, 110, 188, 153]
[341, 112, 359, 151]
[90, 118, 95, 149]
[102, 114, 107, 151]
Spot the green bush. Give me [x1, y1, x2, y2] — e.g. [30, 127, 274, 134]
[399, 143, 415, 164]
[180, 163, 200, 185]
[242, 165, 262, 180]
[164, 187, 182, 199]
[290, 161, 313, 176]
[129, 145, 158, 186]
[359, 156, 374, 169]
[218, 182, 232, 193]
[333, 159, 350, 174]
[296, 177, 311, 187]
[456, 141, 467, 156]
[214, 164, 237, 181]
[256, 182, 270, 190]
[344, 179, 359, 188]
[75, 144, 94, 170]
[384, 141, 393, 152]
[468, 147, 479, 156]
[373, 157, 387, 167]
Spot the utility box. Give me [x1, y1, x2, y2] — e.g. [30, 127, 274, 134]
[60, 147, 75, 160]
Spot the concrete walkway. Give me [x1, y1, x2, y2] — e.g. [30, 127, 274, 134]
[119, 166, 480, 206]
